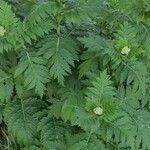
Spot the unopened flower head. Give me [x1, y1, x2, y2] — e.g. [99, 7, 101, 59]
[93, 106, 103, 115]
[0, 26, 6, 37]
[121, 46, 131, 55]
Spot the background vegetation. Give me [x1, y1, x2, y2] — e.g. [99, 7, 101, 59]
[0, 0, 150, 149]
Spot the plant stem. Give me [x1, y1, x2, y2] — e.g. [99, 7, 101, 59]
[56, 17, 61, 52]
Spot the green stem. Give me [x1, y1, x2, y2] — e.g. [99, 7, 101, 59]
[86, 131, 92, 148]
[56, 36, 60, 52]
[56, 18, 61, 52]
[21, 98, 26, 122]
[26, 51, 32, 66]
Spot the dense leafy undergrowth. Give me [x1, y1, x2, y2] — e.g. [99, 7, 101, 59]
[0, 0, 150, 149]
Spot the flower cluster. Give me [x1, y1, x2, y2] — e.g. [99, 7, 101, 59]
[121, 46, 131, 55]
[93, 106, 103, 115]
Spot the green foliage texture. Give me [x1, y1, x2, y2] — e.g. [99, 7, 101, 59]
[0, 0, 150, 149]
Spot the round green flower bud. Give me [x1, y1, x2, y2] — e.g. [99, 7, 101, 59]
[121, 46, 130, 55]
[93, 106, 103, 115]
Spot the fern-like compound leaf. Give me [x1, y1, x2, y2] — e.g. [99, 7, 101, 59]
[4, 98, 42, 145]
[15, 52, 49, 97]
[38, 117, 68, 150]
[39, 36, 78, 85]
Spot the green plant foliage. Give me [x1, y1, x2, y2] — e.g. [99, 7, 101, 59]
[14, 52, 49, 97]
[0, 0, 150, 150]
[4, 98, 42, 145]
[38, 117, 68, 150]
[0, 69, 14, 102]
[38, 36, 78, 85]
